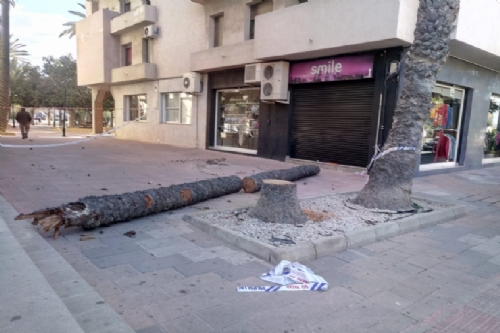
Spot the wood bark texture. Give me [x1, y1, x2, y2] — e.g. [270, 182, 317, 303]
[249, 180, 307, 225]
[242, 165, 321, 193]
[0, 0, 11, 133]
[353, 0, 460, 211]
[16, 176, 243, 236]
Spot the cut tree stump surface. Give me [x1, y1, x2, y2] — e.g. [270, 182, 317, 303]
[242, 165, 320, 193]
[248, 179, 307, 225]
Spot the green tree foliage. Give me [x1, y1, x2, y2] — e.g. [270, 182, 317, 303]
[11, 54, 92, 109]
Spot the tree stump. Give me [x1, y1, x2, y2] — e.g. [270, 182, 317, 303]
[249, 180, 307, 225]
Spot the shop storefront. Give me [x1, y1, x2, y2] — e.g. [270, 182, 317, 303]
[288, 54, 378, 167]
[483, 95, 500, 161]
[420, 84, 466, 169]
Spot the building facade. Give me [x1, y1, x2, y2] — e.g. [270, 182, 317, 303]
[77, 0, 500, 175]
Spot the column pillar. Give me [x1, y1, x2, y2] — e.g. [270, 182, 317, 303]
[67, 110, 76, 128]
[92, 88, 107, 134]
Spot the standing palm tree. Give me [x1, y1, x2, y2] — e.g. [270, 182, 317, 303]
[59, 3, 86, 39]
[10, 34, 29, 63]
[0, 0, 15, 133]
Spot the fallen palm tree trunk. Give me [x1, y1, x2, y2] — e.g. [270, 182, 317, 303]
[242, 165, 321, 193]
[16, 176, 243, 238]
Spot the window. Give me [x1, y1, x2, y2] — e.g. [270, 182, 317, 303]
[420, 84, 465, 167]
[119, 0, 131, 13]
[142, 39, 150, 63]
[249, 0, 273, 40]
[125, 95, 147, 121]
[484, 95, 500, 160]
[123, 45, 132, 66]
[212, 14, 223, 48]
[162, 93, 192, 124]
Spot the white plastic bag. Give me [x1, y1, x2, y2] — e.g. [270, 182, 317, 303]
[259, 260, 328, 289]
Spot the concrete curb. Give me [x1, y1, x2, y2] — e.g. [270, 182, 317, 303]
[182, 196, 469, 264]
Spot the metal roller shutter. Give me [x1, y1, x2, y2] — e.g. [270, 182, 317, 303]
[290, 80, 375, 167]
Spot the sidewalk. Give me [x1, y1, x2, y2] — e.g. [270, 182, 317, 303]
[1, 126, 500, 333]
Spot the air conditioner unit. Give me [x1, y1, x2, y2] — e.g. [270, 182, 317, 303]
[244, 63, 262, 85]
[182, 72, 203, 94]
[260, 61, 289, 101]
[144, 25, 159, 39]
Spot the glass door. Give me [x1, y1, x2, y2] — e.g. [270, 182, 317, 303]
[420, 84, 465, 169]
[214, 88, 260, 154]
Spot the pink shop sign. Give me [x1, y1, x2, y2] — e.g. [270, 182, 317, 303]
[289, 54, 374, 84]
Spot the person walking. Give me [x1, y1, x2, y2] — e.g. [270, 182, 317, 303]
[15, 108, 32, 139]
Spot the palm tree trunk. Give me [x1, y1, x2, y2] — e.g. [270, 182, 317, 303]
[15, 176, 243, 238]
[352, 0, 460, 211]
[0, 0, 10, 133]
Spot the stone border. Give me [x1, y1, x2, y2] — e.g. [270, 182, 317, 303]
[182, 196, 468, 264]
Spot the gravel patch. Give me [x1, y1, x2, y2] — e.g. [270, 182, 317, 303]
[201, 194, 451, 247]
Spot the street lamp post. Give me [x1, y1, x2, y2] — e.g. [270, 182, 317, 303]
[62, 89, 67, 137]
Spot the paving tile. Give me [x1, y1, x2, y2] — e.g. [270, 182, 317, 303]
[82, 243, 144, 259]
[113, 268, 184, 291]
[471, 228, 500, 239]
[405, 252, 443, 269]
[437, 240, 474, 254]
[390, 278, 438, 302]
[453, 250, 493, 267]
[219, 321, 266, 333]
[99, 233, 154, 246]
[180, 230, 224, 248]
[131, 254, 192, 273]
[402, 295, 452, 321]
[306, 255, 349, 272]
[90, 250, 153, 269]
[470, 238, 500, 256]
[342, 273, 397, 298]
[334, 249, 368, 262]
[105, 285, 171, 310]
[364, 239, 399, 252]
[159, 314, 216, 333]
[469, 262, 500, 279]
[215, 261, 270, 282]
[159, 272, 224, 297]
[198, 297, 270, 331]
[457, 272, 489, 286]
[458, 233, 490, 246]
[369, 312, 417, 333]
[416, 264, 462, 287]
[146, 224, 194, 239]
[173, 258, 235, 278]
[136, 326, 167, 333]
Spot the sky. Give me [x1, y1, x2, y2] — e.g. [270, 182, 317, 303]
[11, 0, 79, 67]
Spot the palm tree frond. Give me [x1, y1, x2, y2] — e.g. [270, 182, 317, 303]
[68, 10, 86, 18]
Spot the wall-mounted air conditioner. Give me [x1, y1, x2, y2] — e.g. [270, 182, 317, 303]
[244, 63, 262, 85]
[144, 25, 159, 39]
[260, 61, 289, 101]
[182, 72, 203, 94]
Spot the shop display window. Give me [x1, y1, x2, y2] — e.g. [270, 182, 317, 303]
[420, 84, 464, 166]
[484, 95, 500, 160]
[215, 88, 260, 153]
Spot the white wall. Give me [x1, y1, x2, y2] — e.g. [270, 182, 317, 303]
[111, 75, 208, 148]
[254, 0, 415, 60]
